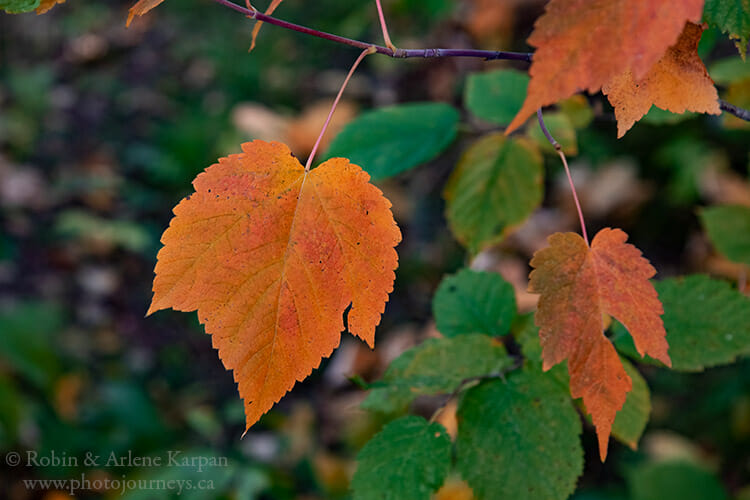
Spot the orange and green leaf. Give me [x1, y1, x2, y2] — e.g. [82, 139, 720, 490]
[148, 140, 401, 430]
[528, 228, 670, 460]
[603, 22, 720, 137]
[506, 0, 704, 134]
[126, 0, 166, 27]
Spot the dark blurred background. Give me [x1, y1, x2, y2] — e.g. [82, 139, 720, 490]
[0, 0, 749, 498]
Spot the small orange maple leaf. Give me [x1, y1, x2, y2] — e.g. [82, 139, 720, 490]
[506, 0, 704, 134]
[603, 22, 720, 137]
[529, 228, 670, 460]
[149, 140, 401, 431]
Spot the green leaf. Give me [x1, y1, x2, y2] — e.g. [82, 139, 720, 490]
[528, 111, 578, 155]
[464, 69, 529, 125]
[444, 133, 543, 253]
[557, 95, 594, 129]
[703, 0, 750, 58]
[0, 302, 63, 390]
[324, 102, 459, 180]
[0, 0, 40, 14]
[360, 347, 419, 414]
[700, 205, 750, 265]
[351, 416, 452, 500]
[709, 57, 750, 85]
[614, 275, 750, 371]
[626, 461, 728, 500]
[456, 369, 583, 500]
[511, 313, 569, 384]
[432, 268, 516, 338]
[361, 335, 513, 414]
[512, 313, 543, 363]
[610, 358, 650, 450]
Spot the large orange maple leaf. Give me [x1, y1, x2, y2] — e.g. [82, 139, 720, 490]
[148, 140, 401, 430]
[603, 22, 720, 137]
[507, 0, 704, 133]
[529, 228, 671, 460]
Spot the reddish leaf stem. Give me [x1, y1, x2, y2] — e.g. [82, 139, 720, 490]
[537, 109, 589, 245]
[559, 149, 589, 246]
[305, 47, 374, 171]
[374, 0, 396, 52]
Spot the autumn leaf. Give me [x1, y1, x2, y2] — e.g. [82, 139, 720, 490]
[249, 0, 284, 51]
[506, 0, 703, 133]
[148, 140, 400, 430]
[603, 22, 720, 137]
[126, 0, 166, 27]
[528, 228, 670, 460]
[35, 0, 64, 14]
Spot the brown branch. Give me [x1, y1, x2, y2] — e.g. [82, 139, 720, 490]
[720, 99, 750, 122]
[211, 0, 532, 62]
[212, 0, 750, 123]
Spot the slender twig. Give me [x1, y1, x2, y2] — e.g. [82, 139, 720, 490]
[537, 109, 589, 245]
[720, 99, 750, 122]
[210, 0, 533, 61]
[210, 0, 750, 121]
[374, 0, 396, 52]
[305, 47, 374, 171]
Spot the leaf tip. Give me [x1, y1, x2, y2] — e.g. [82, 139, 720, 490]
[598, 436, 609, 462]
[145, 300, 161, 317]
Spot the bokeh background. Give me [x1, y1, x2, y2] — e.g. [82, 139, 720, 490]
[0, 0, 749, 498]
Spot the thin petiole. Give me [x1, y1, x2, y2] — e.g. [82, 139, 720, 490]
[305, 47, 375, 172]
[537, 109, 589, 245]
[374, 0, 396, 52]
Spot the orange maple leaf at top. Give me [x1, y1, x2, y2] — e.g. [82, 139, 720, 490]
[529, 228, 671, 460]
[148, 141, 401, 430]
[603, 22, 720, 137]
[506, 0, 704, 133]
[126, 0, 166, 27]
